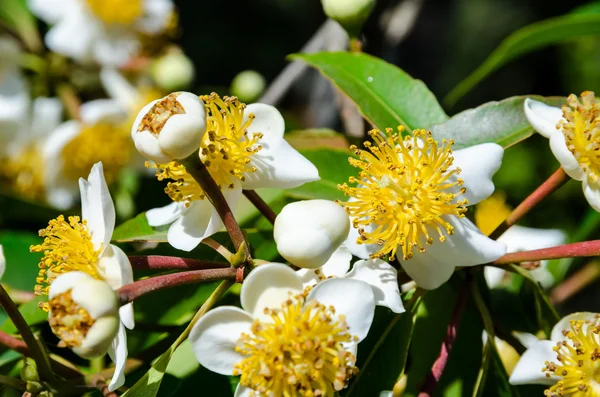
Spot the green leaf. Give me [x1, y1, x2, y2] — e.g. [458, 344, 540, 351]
[0, 231, 42, 291]
[285, 148, 355, 201]
[294, 52, 448, 131]
[0, 296, 47, 334]
[122, 346, 175, 397]
[113, 212, 168, 242]
[430, 96, 566, 149]
[0, 0, 41, 52]
[445, 12, 600, 107]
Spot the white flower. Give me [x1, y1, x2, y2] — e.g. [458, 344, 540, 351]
[28, 0, 173, 66]
[48, 272, 119, 358]
[509, 312, 600, 395]
[147, 94, 319, 251]
[0, 245, 5, 280]
[275, 199, 404, 313]
[189, 263, 376, 397]
[43, 99, 131, 209]
[485, 226, 566, 289]
[524, 93, 600, 211]
[340, 128, 507, 290]
[131, 92, 206, 164]
[31, 162, 133, 391]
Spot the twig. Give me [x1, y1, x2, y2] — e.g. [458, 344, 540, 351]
[117, 267, 237, 305]
[242, 190, 277, 225]
[56, 84, 81, 121]
[0, 374, 26, 391]
[550, 261, 600, 304]
[489, 168, 568, 240]
[493, 239, 600, 265]
[128, 255, 230, 271]
[0, 285, 54, 381]
[417, 279, 470, 397]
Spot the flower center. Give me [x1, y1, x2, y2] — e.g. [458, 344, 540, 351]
[338, 128, 468, 261]
[84, 0, 143, 25]
[1, 144, 45, 201]
[543, 317, 600, 396]
[233, 295, 358, 397]
[61, 122, 132, 185]
[559, 91, 600, 184]
[136, 92, 185, 136]
[149, 93, 262, 205]
[474, 193, 512, 236]
[48, 290, 95, 348]
[30, 216, 101, 296]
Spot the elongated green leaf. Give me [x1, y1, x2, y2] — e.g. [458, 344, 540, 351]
[445, 12, 600, 107]
[0, 0, 41, 52]
[430, 96, 566, 149]
[0, 231, 42, 291]
[113, 212, 168, 242]
[294, 52, 448, 131]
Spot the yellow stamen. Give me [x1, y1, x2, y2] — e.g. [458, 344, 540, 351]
[48, 290, 95, 348]
[233, 295, 357, 397]
[30, 216, 101, 297]
[61, 122, 132, 185]
[338, 128, 468, 261]
[1, 144, 45, 201]
[474, 192, 512, 236]
[85, 0, 143, 25]
[543, 317, 600, 396]
[149, 93, 262, 205]
[559, 91, 600, 184]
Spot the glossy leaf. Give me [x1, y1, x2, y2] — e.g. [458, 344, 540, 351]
[113, 212, 168, 242]
[294, 52, 448, 131]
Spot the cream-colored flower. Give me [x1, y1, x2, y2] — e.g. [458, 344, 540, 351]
[146, 94, 319, 251]
[28, 0, 173, 66]
[189, 263, 376, 397]
[30, 162, 133, 391]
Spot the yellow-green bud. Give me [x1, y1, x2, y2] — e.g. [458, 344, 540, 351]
[321, 0, 375, 36]
[20, 357, 40, 382]
[151, 50, 195, 91]
[230, 70, 266, 103]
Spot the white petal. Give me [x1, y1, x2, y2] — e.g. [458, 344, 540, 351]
[509, 340, 557, 386]
[0, 245, 4, 280]
[523, 98, 563, 139]
[27, 0, 68, 23]
[80, 162, 115, 251]
[234, 384, 253, 397]
[345, 259, 404, 313]
[80, 99, 126, 125]
[48, 272, 94, 298]
[146, 202, 185, 226]
[245, 103, 285, 142]
[399, 216, 507, 290]
[133, 130, 171, 164]
[512, 331, 541, 349]
[583, 181, 600, 212]
[452, 143, 503, 205]
[484, 266, 506, 289]
[320, 245, 352, 278]
[188, 306, 252, 376]
[307, 278, 375, 342]
[137, 0, 173, 34]
[240, 263, 303, 321]
[296, 269, 321, 289]
[107, 324, 128, 391]
[98, 244, 135, 330]
[499, 225, 567, 254]
[74, 316, 119, 358]
[43, 120, 81, 191]
[550, 312, 599, 342]
[30, 97, 63, 139]
[92, 32, 140, 67]
[158, 93, 206, 160]
[71, 279, 118, 318]
[45, 10, 97, 62]
[549, 133, 585, 181]
[46, 185, 78, 210]
[100, 68, 139, 110]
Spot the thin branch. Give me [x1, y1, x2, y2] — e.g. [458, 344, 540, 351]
[550, 261, 600, 304]
[0, 374, 26, 391]
[493, 239, 600, 265]
[117, 267, 237, 305]
[128, 255, 230, 271]
[242, 190, 277, 225]
[489, 167, 568, 240]
[56, 84, 81, 121]
[0, 285, 54, 381]
[201, 238, 234, 261]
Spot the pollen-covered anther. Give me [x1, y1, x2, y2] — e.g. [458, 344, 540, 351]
[137, 93, 186, 136]
[233, 295, 358, 397]
[559, 91, 600, 184]
[339, 127, 468, 261]
[48, 291, 95, 348]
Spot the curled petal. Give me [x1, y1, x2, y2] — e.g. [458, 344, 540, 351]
[524, 98, 563, 139]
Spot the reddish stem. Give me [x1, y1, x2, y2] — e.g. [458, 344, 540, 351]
[417, 282, 470, 397]
[550, 262, 600, 304]
[117, 267, 237, 304]
[128, 256, 230, 270]
[243, 190, 277, 225]
[489, 167, 568, 240]
[494, 239, 600, 265]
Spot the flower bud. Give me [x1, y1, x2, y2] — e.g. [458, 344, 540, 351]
[151, 50, 195, 91]
[48, 272, 119, 359]
[20, 358, 40, 382]
[230, 70, 266, 103]
[132, 92, 207, 164]
[274, 199, 350, 269]
[321, 0, 375, 36]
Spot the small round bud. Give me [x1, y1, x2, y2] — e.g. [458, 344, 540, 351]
[132, 92, 207, 163]
[151, 50, 195, 91]
[321, 0, 375, 36]
[274, 199, 350, 269]
[230, 70, 266, 103]
[20, 358, 40, 382]
[48, 272, 120, 359]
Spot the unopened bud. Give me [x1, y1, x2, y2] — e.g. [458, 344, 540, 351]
[48, 272, 119, 358]
[132, 92, 206, 163]
[230, 70, 266, 103]
[20, 358, 39, 382]
[321, 0, 375, 36]
[152, 50, 195, 91]
[274, 199, 350, 269]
